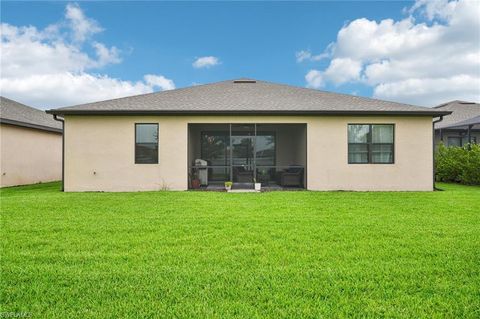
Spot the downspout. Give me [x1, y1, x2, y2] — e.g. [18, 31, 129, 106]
[467, 124, 473, 149]
[432, 116, 444, 190]
[53, 115, 65, 191]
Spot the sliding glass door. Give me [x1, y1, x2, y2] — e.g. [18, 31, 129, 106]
[231, 136, 255, 183]
[201, 131, 230, 182]
[199, 124, 278, 184]
[255, 130, 276, 186]
[231, 124, 255, 183]
[192, 123, 305, 188]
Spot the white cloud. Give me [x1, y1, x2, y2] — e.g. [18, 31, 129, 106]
[1, 23, 93, 77]
[303, 0, 480, 106]
[409, 0, 457, 21]
[305, 70, 324, 89]
[92, 42, 121, 66]
[306, 58, 362, 88]
[192, 56, 220, 69]
[295, 49, 329, 62]
[373, 75, 480, 107]
[0, 73, 164, 108]
[144, 74, 176, 91]
[0, 3, 174, 108]
[65, 3, 102, 42]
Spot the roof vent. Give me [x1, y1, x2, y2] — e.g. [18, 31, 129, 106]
[233, 79, 256, 83]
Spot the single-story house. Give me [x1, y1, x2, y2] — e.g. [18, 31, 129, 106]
[47, 79, 450, 192]
[433, 100, 480, 147]
[1, 97, 62, 187]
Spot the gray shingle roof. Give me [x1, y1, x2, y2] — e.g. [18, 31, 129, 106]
[443, 115, 480, 129]
[0, 97, 62, 132]
[433, 100, 480, 130]
[47, 78, 449, 116]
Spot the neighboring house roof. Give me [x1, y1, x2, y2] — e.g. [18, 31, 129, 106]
[434, 100, 480, 130]
[443, 115, 480, 129]
[0, 97, 62, 133]
[47, 78, 449, 116]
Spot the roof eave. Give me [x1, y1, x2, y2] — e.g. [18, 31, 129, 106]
[436, 125, 480, 130]
[46, 109, 452, 117]
[0, 118, 63, 133]
[439, 123, 480, 130]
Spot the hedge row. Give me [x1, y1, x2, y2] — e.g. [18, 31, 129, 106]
[435, 143, 480, 185]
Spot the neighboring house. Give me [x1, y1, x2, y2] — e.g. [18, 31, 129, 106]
[433, 101, 480, 147]
[47, 78, 449, 192]
[0, 97, 62, 187]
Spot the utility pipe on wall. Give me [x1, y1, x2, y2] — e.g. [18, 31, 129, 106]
[53, 115, 65, 191]
[432, 116, 444, 190]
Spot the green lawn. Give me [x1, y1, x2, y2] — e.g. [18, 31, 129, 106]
[1, 183, 479, 318]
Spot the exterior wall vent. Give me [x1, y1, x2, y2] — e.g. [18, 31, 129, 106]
[233, 79, 256, 83]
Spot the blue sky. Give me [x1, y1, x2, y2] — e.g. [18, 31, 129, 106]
[1, 1, 479, 108]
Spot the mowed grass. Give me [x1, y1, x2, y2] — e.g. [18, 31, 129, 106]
[1, 183, 479, 318]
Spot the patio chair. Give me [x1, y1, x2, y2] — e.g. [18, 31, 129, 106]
[234, 167, 254, 183]
[276, 166, 304, 187]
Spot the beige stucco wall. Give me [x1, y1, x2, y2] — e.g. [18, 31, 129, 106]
[63, 115, 433, 192]
[0, 124, 62, 187]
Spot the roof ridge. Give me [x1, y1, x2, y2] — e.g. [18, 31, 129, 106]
[49, 79, 247, 111]
[254, 79, 430, 110]
[46, 78, 451, 116]
[434, 100, 479, 108]
[51, 77, 427, 112]
[458, 101, 479, 105]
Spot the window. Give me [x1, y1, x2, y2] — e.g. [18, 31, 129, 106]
[447, 136, 477, 147]
[447, 136, 462, 147]
[348, 124, 394, 164]
[135, 124, 158, 164]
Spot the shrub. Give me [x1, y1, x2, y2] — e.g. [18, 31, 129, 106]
[435, 143, 480, 185]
